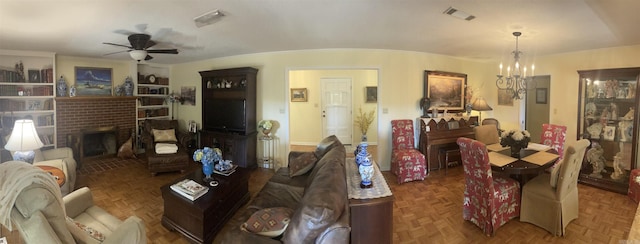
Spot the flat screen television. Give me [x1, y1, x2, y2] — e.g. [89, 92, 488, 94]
[203, 98, 246, 133]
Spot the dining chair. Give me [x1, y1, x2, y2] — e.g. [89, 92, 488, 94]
[456, 137, 521, 236]
[391, 119, 427, 184]
[481, 118, 502, 135]
[519, 139, 590, 236]
[473, 124, 500, 145]
[540, 123, 567, 160]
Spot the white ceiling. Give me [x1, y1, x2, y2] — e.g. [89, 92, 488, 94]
[1, 0, 640, 64]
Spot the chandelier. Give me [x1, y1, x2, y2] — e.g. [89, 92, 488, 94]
[496, 32, 535, 100]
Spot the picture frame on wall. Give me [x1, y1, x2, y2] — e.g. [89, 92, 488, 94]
[536, 88, 548, 104]
[366, 86, 377, 103]
[74, 67, 113, 96]
[498, 89, 514, 106]
[291, 88, 308, 102]
[424, 70, 467, 112]
[181, 86, 196, 106]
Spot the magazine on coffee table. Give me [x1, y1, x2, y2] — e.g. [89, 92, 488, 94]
[214, 165, 238, 176]
[170, 179, 209, 201]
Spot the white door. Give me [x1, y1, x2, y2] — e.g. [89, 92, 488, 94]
[321, 78, 352, 145]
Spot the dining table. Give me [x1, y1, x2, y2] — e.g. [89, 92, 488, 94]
[487, 143, 560, 186]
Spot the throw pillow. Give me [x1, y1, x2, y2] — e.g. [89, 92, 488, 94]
[289, 153, 317, 177]
[241, 207, 294, 237]
[66, 216, 106, 242]
[152, 129, 177, 142]
[117, 136, 137, 159]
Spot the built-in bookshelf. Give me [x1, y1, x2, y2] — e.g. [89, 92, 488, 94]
[0, 50, 57, 161]
[135, 63, 171, 151]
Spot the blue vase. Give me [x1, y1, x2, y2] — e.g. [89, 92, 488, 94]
[57, 76, 67, 97]
[359, 157, 373, 188]
[355, 142, 368, 166]
[202, 162, 214, 182]
[123, 76, 134, 96]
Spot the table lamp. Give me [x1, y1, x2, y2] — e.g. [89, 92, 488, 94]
[471, 97, 493, 123]
[4, 119, 44, 163]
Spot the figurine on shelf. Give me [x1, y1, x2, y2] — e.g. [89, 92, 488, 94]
[587, 82, 597, 98]
[586, 122, 603, 139]
[628, 83, 636, 99]
[605, 79, 618, 99]
[611, 152, 625, 181]
[609, 103, 618, 120]
[585, 102, 597, 117]
[586, 143, 606, 178]
[600, 107, 610, 123]
[623, 107, 635, 120]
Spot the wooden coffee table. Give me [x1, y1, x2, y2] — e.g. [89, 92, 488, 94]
[161, 167, 250, 244]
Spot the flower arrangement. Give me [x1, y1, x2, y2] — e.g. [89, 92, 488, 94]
[500, 129, 531, 149]
[193, 147, 223, 165]
[258, 120, 273, 131]
[354, 107, 375, 135]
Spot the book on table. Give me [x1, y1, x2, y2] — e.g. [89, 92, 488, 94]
[170, 179, 209, 201]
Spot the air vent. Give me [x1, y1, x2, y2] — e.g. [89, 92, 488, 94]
[443, 7, 475, 21]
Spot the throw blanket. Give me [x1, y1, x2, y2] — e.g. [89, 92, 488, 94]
[0, 161, 63, 231]
[156, 143, 178, 154]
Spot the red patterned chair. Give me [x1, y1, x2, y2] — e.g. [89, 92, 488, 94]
[456, 137, 521, 236]
[391, 119, 427, 184]
[541, 124, 567, 160]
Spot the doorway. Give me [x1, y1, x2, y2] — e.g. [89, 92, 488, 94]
[288, 69, 378, 147]
[525, 75, 551, 143]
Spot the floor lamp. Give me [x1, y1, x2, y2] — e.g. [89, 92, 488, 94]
[471, 97, 493, 124]
[4, 119, 44, 163]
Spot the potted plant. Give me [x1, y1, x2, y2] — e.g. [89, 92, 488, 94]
[354, 107, 375, 141]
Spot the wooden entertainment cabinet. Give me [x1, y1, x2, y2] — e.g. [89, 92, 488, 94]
[199, 67, 258, 168]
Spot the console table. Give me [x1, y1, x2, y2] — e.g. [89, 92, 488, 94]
[418, 116, 478, 171]
[345, 158, 394, 244]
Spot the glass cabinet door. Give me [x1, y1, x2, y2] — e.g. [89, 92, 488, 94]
[577, 67, 640, 194]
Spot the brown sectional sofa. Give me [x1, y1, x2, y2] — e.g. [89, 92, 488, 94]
[217, 135, 350, 243]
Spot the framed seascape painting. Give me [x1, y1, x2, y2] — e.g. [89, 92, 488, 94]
[291, 88, 308, 102]
[424, 70, 467, 112]
[74, 67, 113, 96]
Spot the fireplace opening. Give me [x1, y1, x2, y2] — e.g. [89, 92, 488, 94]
[80, 126, 118, 161]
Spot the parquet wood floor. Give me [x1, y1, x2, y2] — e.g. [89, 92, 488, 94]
[77, 155, 637, 244]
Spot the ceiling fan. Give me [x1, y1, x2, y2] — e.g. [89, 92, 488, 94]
[103, 33, 178, 61]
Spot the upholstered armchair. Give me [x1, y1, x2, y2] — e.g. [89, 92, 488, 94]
[391, 119, 427, 184]
[5, 147, 77, 196]
[456, 137, 521, 236]
[519, 139, 590, 236]
[141, 119, 192, 176]
[0, 161, 145, 244]
[64, 187, 146, 244]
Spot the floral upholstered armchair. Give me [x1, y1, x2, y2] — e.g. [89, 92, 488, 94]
[456, 137, 521, 236]
[390, 119, 427, 184]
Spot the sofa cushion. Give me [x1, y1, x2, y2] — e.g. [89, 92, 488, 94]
[241, 207, 294, 237]
[289, 152, 317, 177]
[282, 153, 347, 243]
[152, 129, 177, 142]
[306, 145, 346, 188]
[314, 135, 341, 158]
[248, 181, 305, 210]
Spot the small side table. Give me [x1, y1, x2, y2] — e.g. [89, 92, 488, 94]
[35, 165, 66, 186]
[259, 136, 275, 169]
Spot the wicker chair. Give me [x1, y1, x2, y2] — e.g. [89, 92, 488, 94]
[141, 119, 192, 176]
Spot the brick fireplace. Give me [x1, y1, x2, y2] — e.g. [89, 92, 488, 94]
[56, 97, 137, 165]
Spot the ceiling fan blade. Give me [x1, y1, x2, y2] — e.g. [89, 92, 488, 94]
[135, 24, 149, 33]
[114, 29, 136, 36]
[145, 55, 154, 61]
[103, 42, 132, 49]
[147, 49, 179, 54]
[128, 33, 151, 50]
[103, 50, 129, 56]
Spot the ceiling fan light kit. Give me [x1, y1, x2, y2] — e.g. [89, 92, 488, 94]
[194, 9, 224, 27]
[130, 50, 147, 61]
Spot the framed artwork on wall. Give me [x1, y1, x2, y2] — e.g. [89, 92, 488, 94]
[74, 67, 113, 96]
[424, 70, 467, 112]
[536, 88, 548, 104]
[291, 88, 308, 102]
[366, 86, 377, 103]
[498, 89, 514, 106]
[181, 86, 196, 106]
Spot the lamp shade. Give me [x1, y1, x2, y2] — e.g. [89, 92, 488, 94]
[471, 97, 493, 111]
[4, 119, 44, 151]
